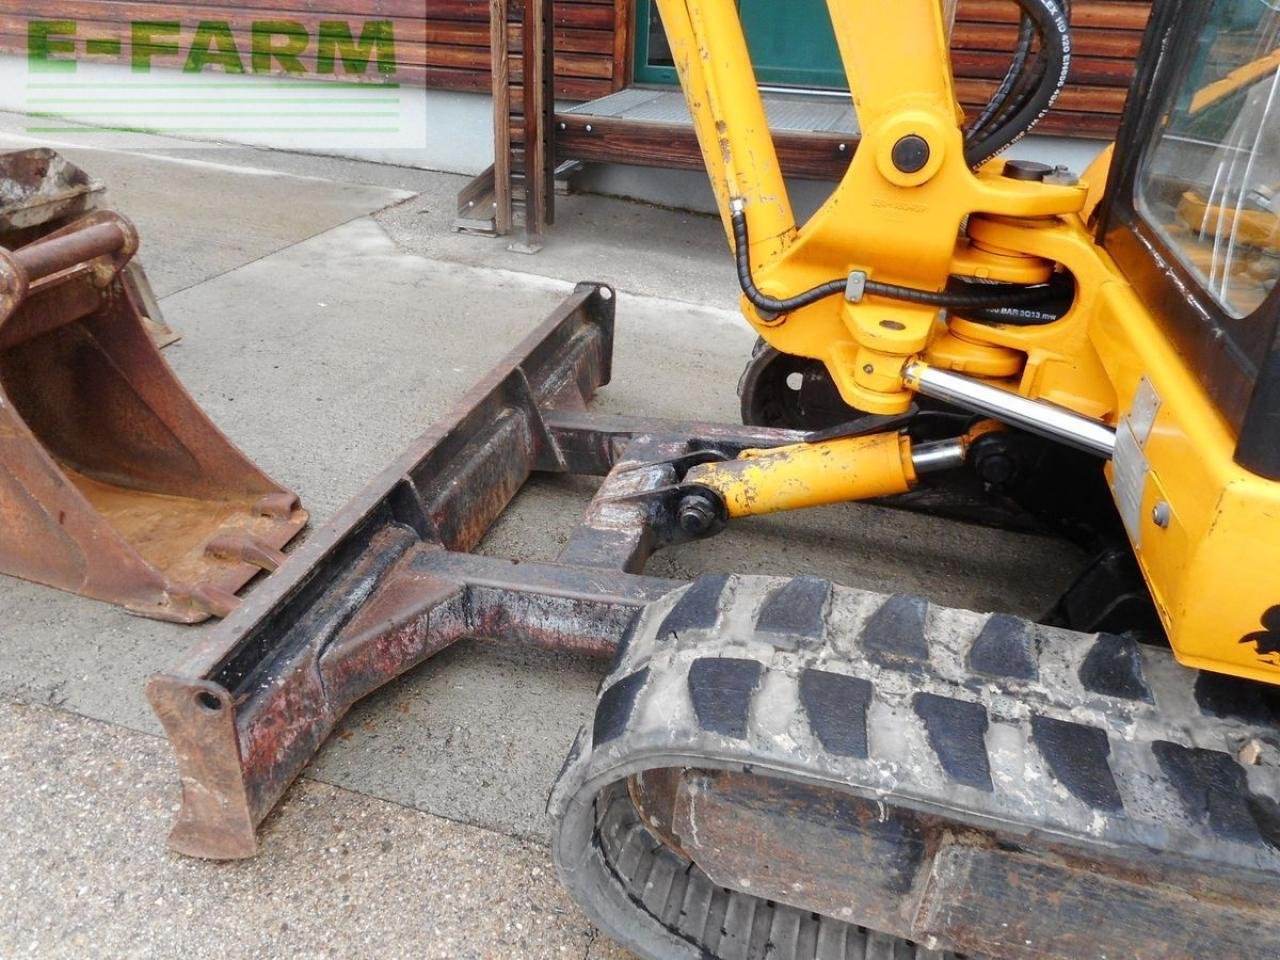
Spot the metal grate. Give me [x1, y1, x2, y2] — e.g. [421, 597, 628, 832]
[562, 87, 859, 136]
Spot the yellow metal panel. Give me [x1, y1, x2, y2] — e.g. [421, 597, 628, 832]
[1087, 275, 1280, 683]
[652, 0, 795, 263]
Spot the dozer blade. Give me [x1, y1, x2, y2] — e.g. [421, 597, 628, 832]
[0, 154, 307, 623]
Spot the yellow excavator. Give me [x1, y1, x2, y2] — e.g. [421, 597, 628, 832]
[141, 0, 1280, 957]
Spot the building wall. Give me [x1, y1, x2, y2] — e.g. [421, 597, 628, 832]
[0, 2, 1141, 210]
[5, 2, 1150, 137]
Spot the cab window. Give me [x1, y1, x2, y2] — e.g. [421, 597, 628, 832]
[1136, 0, 1280, 352]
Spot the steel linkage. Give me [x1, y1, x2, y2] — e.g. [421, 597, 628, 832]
[148, 283, 803, 857]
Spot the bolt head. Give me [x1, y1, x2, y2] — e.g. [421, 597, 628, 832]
[1152, 501, 1171, 528]
[891, 135, 930, 174]
[678, 494, 718, 536]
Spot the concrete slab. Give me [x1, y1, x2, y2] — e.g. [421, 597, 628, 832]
[0, 701, 631, 960]
[0, 121, 415, 297]
[0, 110, 736, 309]
[373, 183, 737, 313]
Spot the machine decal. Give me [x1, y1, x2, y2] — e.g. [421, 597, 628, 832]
[1112, 378, 1162, 546]
[1242, 606, 1280, 664]
[1112, 420, 1150, 545]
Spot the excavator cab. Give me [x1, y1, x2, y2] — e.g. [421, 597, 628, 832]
[1104, 0, 1280, 470]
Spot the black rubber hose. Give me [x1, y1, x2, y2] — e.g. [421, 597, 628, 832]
[988, 0, 1072, 154]
[731, 208, 1057, 315]
[970, 31, 1050, 147]
[953, 273, 1076, 325]
[971, 0, 1062, 143]
[960, 305, 1065, 325]
[732, 211, 846, 313]
[964, 0, 1072, 166]
[976, 0, 1070, 140]
[966, 12, 1035, 144]
[864, 276, 1059, 309]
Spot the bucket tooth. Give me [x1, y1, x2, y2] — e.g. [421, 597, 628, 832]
[184, 585, 242, 621]
[0, 149, 306, 622]
[205, 532, 289, 574]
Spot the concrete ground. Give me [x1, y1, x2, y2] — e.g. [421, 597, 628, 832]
[0, 114, 1082, 958]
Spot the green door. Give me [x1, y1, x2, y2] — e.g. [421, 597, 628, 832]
[635, 0, 848, 90]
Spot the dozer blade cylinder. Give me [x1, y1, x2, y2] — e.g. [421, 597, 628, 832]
[685, 431, 918, 517]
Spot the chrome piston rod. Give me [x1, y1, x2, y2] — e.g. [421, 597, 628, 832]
[903, 362, 1117, 459]
[911, 438, 968, 474]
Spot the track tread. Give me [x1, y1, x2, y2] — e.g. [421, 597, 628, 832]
[757, 575, 834, 648]
[552, 574, 1280, 960]
[859, 594, 930, 667]
[688, 657, 762, 739]
[658, 574, 729, 641]
[1030, 714, 1124, 813]
[799, 668, 873, 759]
[1077, 632, 1154, 703]
[913, 692, 993, 792]
[967, 613, 1038, 681]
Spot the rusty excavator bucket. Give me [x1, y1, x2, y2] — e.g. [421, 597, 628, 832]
[0, 149, 307, 623]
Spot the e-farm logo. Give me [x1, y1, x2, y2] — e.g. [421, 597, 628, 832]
[28, 19, 397, 76]
[22, 18, 418, 147]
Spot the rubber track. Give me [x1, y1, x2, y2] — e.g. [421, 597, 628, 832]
[550, 574, 1280, 960]
[592, 778, 950, 960]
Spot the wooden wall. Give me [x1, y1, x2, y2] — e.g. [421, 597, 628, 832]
[4, 1, 1149, 137]
[427, 0, 628, 99]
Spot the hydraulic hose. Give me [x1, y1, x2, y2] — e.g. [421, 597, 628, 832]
[959, 305, 1066, 325]
[966, 10, 1046, 150]
[732, 209, 846, 313]
[964, 0, 1072, 166]
[730, 206, 1057, 315]
[966, 13, 1035, 144]
[950, 275, 1075, 325]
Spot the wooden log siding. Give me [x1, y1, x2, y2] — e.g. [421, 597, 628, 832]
[3, 1, 1146, 135]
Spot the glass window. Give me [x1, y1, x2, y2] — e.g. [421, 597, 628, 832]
[645, 4, 675, 75]
[1137, 0, 1280, 337]
[635, 0, 847, 90]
